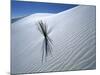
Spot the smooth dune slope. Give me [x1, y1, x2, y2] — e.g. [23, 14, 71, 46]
[11, 5, 96, 74]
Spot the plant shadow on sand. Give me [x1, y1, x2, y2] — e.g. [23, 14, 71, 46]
[36, 20, 54, 63]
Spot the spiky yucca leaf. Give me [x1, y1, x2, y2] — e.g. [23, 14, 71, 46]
[36, 20, 53, 63]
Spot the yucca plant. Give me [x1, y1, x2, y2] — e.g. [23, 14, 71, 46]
[36, 20, 53, 63]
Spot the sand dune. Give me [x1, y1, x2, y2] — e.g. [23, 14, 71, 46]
[11, 5, 96, 74]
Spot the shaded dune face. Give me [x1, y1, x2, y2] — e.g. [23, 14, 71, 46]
[11, 5, 96, 74]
